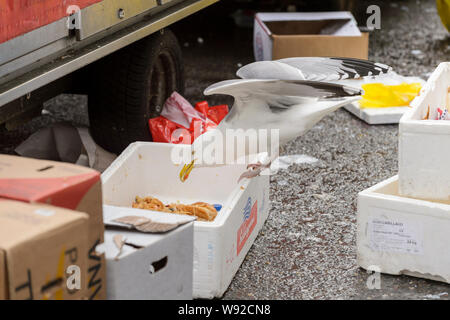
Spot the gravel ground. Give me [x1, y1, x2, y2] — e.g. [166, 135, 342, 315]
[179, 0, 450, 300]
[1, 0, 449, 300]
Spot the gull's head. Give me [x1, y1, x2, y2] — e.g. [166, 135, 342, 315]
[179, 136, 203, 183]
[179, 158, 195, 182]
[178, 129, 223, 182]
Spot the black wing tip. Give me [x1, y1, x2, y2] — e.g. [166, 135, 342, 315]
[277, 57, 392, 80]
[280, 79, 363, 98]
[329, 57, 392, 75]
[280, 56, 391, 72]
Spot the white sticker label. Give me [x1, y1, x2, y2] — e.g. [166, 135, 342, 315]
[369, 217, 423, 255]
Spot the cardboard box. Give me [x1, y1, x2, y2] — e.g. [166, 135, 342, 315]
[102, 205, 195, 300]
[357, 176, 450, 283]
[253, 12, 368, 61]
[0, 200, 89, 299]
[0, 155, 106, 299]
[399, 62, 450, 201]
[101, 142, 270, 298]
[0, 250, 7, 299]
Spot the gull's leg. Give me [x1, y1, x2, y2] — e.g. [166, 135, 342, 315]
[238, 167, 263, 182]
[247, 163, 261, 170]
[246, 162, 271, 170]
[238, 161, 272, 182]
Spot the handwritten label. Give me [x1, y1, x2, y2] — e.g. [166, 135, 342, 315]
[369, 217, 423, 255]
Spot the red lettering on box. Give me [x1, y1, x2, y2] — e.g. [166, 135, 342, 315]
[237, 200, 257, 256]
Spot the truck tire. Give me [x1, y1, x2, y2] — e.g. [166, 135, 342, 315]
[88, 29, 184, 154]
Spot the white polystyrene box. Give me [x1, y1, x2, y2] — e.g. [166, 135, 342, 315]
[101, 142, 270, 298]
[357, 175, 450, 283]
[342, 74, 425, 125]
[399, 62, 450, 200]
[344, 102, 408, 125]
[102, 206, 194, 300]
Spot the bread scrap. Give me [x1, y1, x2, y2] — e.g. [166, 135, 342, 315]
[132, 196, 218, 222]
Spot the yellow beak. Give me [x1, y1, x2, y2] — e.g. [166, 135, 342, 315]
[179, 159, 195, 182]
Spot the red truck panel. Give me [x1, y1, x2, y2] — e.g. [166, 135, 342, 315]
[0, 0, 102, 44]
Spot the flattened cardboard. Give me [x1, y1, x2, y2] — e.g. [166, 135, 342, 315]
[254, 11, 368, 61]
[14, 124, 117, 173]
[104, 204, 196, 231]
[0, 155, 106, 300]
[0, 200, 89, 300]
[15, 123, 83, 163]
[77, 127, 117, 173]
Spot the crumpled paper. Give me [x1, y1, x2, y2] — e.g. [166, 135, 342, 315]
[14, 122, 116, 172]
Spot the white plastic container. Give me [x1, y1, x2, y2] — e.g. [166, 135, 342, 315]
[101, 142, 270, 298]
[357, 175, 450, 283]
[399, 62, 450, 200]
[344, 102, 408, 124]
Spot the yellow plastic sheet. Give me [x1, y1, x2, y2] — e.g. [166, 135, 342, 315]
[359, 82, 422, 109]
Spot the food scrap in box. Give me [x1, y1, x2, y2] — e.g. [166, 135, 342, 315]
[132, 196, 219, 222]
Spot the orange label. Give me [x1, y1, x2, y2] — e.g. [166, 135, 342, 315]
[237, 200, 257, 256]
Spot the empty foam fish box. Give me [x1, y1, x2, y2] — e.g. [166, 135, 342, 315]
[357, 175, 450, 283]
[101, 142, 270, 298]
[399, 62, 450, 200]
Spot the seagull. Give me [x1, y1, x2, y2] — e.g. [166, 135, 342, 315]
[236, 57, 391, 81]
[179, 57, 392, 182]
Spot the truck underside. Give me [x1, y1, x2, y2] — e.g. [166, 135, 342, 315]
[0, 0, 217, 138]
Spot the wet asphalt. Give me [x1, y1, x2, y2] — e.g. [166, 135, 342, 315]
[1, 0, 449, 300]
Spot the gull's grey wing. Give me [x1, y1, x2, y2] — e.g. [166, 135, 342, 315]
[204, 79, 363, 100]
[234, 61, 306, 80]
[237, 57, 392, 81]
[204, 79, 363, 117]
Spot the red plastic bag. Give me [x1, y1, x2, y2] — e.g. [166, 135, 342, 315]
[148, 116, 192, 144]
[149, 92, 229, 145]
[161, 92, 207, 129]
[195, 101, 229, 125]
[194, 101, 210, 116]
[207, 105, 229, 125]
